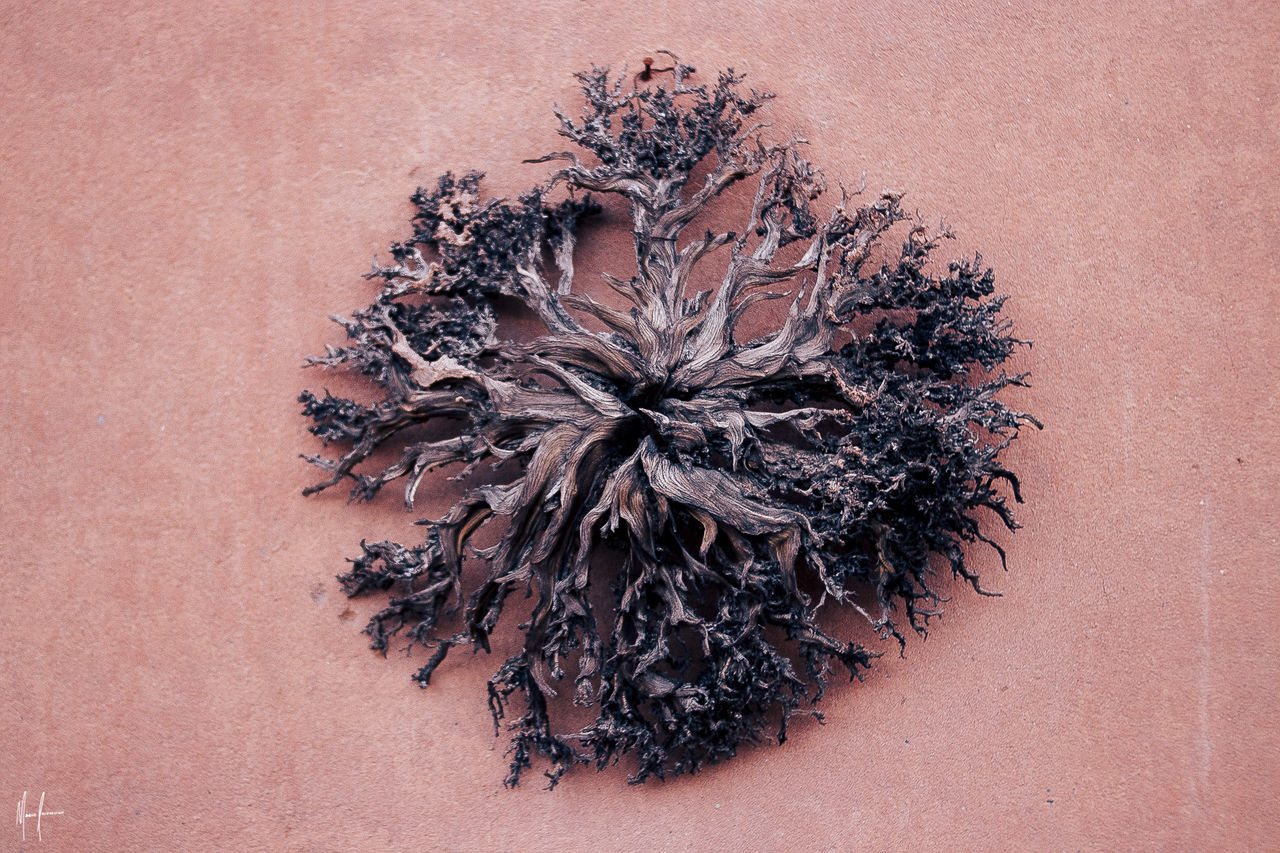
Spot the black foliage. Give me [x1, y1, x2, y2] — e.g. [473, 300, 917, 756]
[300, 56, 1040, 787]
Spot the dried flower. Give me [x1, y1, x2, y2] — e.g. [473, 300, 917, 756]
[301, 55, 1040, 787]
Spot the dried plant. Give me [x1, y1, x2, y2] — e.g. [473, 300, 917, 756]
[300, 55, 1039, 787]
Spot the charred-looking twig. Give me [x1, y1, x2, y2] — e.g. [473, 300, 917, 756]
[301, 57, 1040, 788]
[636, 52, 677, 83]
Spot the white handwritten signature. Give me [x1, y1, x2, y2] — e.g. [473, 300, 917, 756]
[16, 791, 63, 842]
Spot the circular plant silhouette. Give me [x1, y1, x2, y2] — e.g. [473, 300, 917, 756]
[300, 56, 1039, 787]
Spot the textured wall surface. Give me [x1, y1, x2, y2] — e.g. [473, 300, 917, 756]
[2, 1, 1277, 849]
